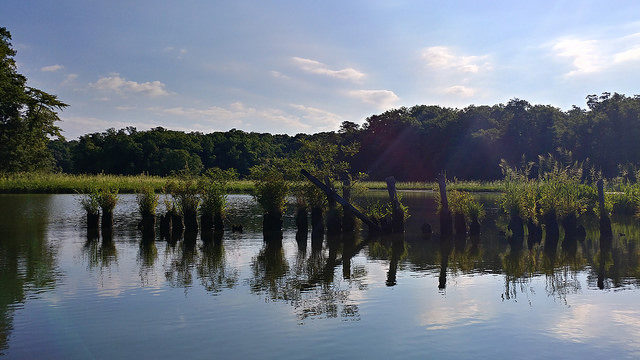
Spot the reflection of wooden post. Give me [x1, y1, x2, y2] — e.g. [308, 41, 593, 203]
[385, 176, 404, 233]
[438, 172, 453, 238]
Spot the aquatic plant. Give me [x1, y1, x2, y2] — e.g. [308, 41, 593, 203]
[137, 187, 159, 216]
[79, 189, 100, 215]
[97, 188, 119, 214]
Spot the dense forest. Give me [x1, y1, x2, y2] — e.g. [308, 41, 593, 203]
[45, 92, 640, 180]
[3, 26, 640, 180]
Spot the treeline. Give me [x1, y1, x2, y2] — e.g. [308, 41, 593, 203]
[48, 92, 640, 180]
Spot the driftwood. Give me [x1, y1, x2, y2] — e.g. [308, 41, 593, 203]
[300, 169, 380, 232]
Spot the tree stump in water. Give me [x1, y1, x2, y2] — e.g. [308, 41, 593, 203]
[213, 212, 224, 233]
[385, 176, 404, 233]
[200, 212, 213, 232]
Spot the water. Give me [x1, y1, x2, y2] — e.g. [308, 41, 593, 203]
[1, 192, 639, 359]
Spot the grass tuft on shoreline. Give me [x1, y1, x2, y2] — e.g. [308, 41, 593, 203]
[0, 172, 504, 194]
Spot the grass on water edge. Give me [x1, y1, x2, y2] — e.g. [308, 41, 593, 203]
[0, 173, 504, 194]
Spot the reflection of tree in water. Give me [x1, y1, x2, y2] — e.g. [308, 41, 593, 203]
[585, 219, 640, 289]
[499, 236, 587, 302]
[0, 195, 60, 356]
[138, 240, 157, 286]
[249, 234, 368, 323]
[83, 235, 118, 270]
[197, 242, 238, 293]
[162, 239, 239, 294]
[164, 241, 198, 290]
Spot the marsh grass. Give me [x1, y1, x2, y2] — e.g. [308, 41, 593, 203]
[79, 189, 100, 214]
[97, 188, 119, 213]
[0, 172, 502, 194]
[137, 187, 159, 216]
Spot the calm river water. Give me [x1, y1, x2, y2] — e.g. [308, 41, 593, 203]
[1, 192, 639, 359]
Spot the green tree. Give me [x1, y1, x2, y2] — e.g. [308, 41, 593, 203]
[0, 27, 67, 172]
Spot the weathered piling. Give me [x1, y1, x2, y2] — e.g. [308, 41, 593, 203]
[300, 169, 380, 233]
[295, 207, 309, 233]
[469, 217, 480, 237]
[561, 213, 578, 241]
[159, 213, 173, 240]
[183, 208, 198, 236]
[325, 178, 342, 235]
[438, 173, 453, 238]
[98, 190, 118, 231]
[170, 209, 184, 241]
[341, 175, 356, 233]
[385, 176, 405, 233]
[598, 179, 613, 239]
[527, 219, 542, 247]
[454, 213, 467, 237]
[141, 214, 155, 240]
[311, 206, 324, 235]
[200, 212, 213, 233]
[543, 209, 560, 245]
[87, 211, 100, 238]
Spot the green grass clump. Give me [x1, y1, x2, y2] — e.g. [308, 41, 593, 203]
[448, 189, 485, 222]
[199, 168, 236, 216]
[97, 188, 119, 213]
[79, 189, 100, 214]
[251, 165, 290, 216]
[137, 187, 159, 216]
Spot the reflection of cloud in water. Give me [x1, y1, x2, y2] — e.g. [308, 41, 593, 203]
[420, 298, 491, 330]
[550, 304, 640, 351]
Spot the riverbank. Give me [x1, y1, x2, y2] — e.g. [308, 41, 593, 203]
[0, 173, 504, 194]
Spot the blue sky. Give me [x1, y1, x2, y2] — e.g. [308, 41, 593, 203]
[4, 0, 640, 138]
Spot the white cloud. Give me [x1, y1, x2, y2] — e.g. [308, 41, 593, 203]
[270, 70, 291, 80]
[348, 89, 399, 109]
[421, 47, 491, 73]
[41, 64, 64, 72]
[289, 104, 343, 130]
[552, 38, 606, 76]
[150, 102, 344, 133]
[552, 31, 640, 76]
[292, 57, 365, 81]
[444, 85, 475, 97]
[116, 105, 136, 111]
[91, 73, 169, 97]
[61, 73, 78, 86]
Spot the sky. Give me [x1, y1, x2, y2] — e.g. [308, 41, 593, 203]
[3, 0, 640, 138]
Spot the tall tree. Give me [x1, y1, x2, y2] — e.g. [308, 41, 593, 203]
[0, 27, 67, 172]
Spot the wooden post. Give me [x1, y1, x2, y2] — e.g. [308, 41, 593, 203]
[438, 172, 453, 238]
[301, 169, 380, 232]
[325, 177, 342, 234]
[598, 179, 613, 240]
[342, 174, 355, 232]
[385, 176, 404, 233]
